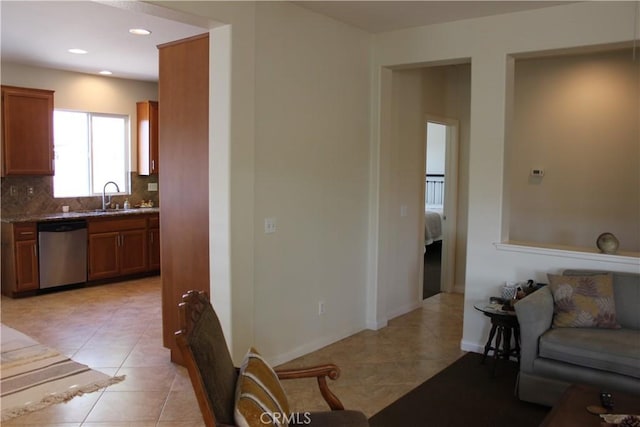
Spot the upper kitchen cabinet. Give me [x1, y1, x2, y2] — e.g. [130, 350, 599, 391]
[1, 85, 54, 176]
[137, 100, 159, 175]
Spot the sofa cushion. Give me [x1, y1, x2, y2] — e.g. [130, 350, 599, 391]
[563, 270, 640, 329]
[235, 347, 290, 427]
[539, 328, 640, 378]
[548, 273, 619, 328]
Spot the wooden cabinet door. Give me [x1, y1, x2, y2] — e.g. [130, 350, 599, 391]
[88, 232, 120, 280]
[1, 86, 54, 176]
[137, 100, 159, 175]
[120, 229, 147, 275]
[15, 240, 38, 291]
[149, 227, 160, 271]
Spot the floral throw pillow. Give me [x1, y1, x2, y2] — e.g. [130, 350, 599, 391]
[548, 273, 620, 328]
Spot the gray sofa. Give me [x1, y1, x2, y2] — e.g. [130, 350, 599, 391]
[514, 269, 640, 406]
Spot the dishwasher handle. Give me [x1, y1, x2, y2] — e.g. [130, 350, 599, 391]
[38, 220, 87, 233]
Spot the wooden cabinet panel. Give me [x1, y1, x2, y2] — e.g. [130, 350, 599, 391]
[120, 229, 148, 275]
[15, 240, 39, 291]
[1, 85, 54, 176]
[87, 214, 158, 280]
[14, 223, 37, 241]
[88, 232, 120, 280]
[159, 33, 210, 362]
[1, 222, 39, 296]
[137, 100, 159, 175]
[88, 217, 147, 234]
[149, 227, 160, 271]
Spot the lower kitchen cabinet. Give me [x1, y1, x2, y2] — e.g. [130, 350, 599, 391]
[87, 214, 157, 281]
[1, 222, 39, 296]
[148, 215, 160, 270]
[2, 212, 160, 297]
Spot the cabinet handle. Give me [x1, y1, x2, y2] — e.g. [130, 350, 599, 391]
[33, 245, 37, 258]
[151, 160, 155, 172]
[19, 231, 35, 236]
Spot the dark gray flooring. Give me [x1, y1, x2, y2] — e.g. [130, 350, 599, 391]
[423, 240, 442, 299]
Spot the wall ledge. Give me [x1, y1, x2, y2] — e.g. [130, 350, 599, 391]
[495, 241, 640, 267]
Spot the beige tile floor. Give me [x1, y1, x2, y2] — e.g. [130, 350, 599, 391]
[1, 276, 464, 426]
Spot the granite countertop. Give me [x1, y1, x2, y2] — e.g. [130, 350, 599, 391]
[2, 207, 160, 223]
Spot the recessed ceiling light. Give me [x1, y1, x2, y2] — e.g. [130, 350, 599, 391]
[129, 28, 151, 36]
[68, 48, 88, 54]
[99, 70, 113, 76]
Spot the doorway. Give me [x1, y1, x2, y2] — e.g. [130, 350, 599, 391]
[422, 117, 458, 298]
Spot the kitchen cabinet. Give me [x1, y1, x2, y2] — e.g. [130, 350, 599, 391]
[137, 100, 159, 175]
[88, 216, 148, 280]
[158, 33, 209, 363]
[1, 222, 39, 296]
[1, 85, 54, 176]
[148, 215, 160, 270]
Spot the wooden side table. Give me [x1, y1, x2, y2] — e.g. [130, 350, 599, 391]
[474, 302, 520, 376]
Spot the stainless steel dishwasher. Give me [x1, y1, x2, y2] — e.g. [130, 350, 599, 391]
[38, 220, 87, 289]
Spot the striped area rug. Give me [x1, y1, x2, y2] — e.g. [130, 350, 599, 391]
[0, 324, 124, 421]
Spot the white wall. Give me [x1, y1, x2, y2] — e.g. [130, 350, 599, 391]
[509, 49, 640, 251]
[371, 1, 640, 353]
[253, 2, 371, 364]
[0, 63, 158, 172]
[386, 68, 425, 317]
[158, 1, 371, 365]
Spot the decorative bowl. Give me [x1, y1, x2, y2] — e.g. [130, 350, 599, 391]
[596, 232, 619, 254]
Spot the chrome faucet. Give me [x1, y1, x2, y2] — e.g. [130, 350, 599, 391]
[102, 181, 120, 210]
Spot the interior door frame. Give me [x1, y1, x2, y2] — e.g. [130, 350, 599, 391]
[421, 114, 459, 294]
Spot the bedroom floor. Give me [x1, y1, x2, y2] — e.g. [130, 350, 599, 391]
[423, 240, 442, 299]
[0, 275, 464, 426]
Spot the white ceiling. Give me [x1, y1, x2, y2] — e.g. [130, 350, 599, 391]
[0, 1, 211, 82]
[1, 1, 572, 82]
[294, 1, 572, 33]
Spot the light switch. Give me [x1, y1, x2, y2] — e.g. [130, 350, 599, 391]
[400, 205, 408, 217]
[264, 217, 277, 234]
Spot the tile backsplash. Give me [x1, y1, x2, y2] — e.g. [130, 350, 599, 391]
[1, 173, 159, 217]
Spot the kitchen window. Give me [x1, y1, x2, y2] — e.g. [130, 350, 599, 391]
[53, 110, 129, 198]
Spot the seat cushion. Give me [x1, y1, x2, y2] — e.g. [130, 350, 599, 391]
[539, 328, 640, 378]
[548, 273, 619, 328]
[235, 347, 290, 427]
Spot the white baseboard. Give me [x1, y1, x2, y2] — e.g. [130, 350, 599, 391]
[386, 300, 422, 321]
[366, 318, 388, 330]
[460, 339, 484, 354]
[268, 325, 365, 367]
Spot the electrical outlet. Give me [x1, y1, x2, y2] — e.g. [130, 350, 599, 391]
[148, 183, 158, 191]
[318, 300, 326, 315]
[27, 186, 34, 196]
[10, 186, 17, 196]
